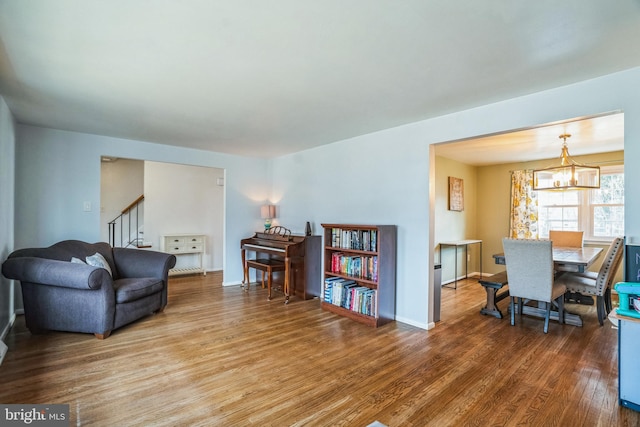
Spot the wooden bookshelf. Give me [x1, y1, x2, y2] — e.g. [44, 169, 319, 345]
[320, 224, 397, 327]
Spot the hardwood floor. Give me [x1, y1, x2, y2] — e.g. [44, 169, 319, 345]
[1, 273, 639, 426]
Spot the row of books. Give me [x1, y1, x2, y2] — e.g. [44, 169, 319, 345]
[329, 252, 378, 281]
[330, 228, 377, 252]
[323, 277, 377, 316]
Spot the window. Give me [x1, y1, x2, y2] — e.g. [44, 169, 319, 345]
[590, 166, 624, 238]
[538, 165, 624, 241]
[538, 190, 580, 235]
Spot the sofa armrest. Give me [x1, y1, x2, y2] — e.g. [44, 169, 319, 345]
[1, 257, 111, 290]
[113, 248, 177, 279]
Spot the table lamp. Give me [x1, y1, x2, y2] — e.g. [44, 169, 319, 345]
[261, 204, 276, 230]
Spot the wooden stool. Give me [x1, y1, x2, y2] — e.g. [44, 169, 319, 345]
[245, 259, 286, 300]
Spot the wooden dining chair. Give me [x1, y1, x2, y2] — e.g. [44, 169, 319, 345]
[549, 230, 585, 273]
[555, 237, 624, 325]
[502, 238, 566, 333]
[549, 230, 584, 248]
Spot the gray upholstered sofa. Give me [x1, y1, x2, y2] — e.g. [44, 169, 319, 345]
[1, 240, 176, 339]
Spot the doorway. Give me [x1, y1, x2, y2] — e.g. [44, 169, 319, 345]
[100, 158, 225, 273]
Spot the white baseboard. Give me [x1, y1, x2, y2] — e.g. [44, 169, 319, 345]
[0, 340, 7, 365]
[0, 312, 16, 366]
[441, 271, 482, 285]
[222, 280, 243, 287]
[393, 315, 429, 330]
[1, 312, 16, 341]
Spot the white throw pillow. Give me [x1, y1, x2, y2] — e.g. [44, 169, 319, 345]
[85, 252, 113, 277]
[70, 257, 86, 264]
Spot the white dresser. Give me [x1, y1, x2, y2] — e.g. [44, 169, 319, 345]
[161, 234, 207, 276]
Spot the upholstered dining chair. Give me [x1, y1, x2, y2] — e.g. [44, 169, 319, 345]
[555, 237, 624, 325]
[549, 230, 584, 248]
[502, 238, 566, 333]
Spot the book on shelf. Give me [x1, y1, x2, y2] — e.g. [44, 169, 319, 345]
[330, 252, 378, 281]
[329, 228, 378, 252]
[341, 282, 359, 309]
[349, 286, 369, 311]
[323, 276, 342, 303]
[323, 275, 377, 316]
[328, 278, 356, 307]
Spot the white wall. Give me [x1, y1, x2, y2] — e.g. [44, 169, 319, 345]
[144, 161, 224, 271]
[271, 66, 640, 330]
[100, 158, 145, 243]
[0, 95, 16, 352]
[14, 125, 270, 286]
[100, 159, 225, 271]
[271, 126, 431, 328]
[11, 67, 640, 330]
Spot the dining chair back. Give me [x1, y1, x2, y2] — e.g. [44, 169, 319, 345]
[549, 230, 584, 248]
[555, 237, 624, 325]
[593, 237, 624, 295]
[502, 238, 567, 333]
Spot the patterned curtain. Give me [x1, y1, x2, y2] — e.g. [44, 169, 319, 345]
[509, 170, 539, 239]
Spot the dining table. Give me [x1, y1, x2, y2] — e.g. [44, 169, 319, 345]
[492, 246, 603, 273]
[490, 245, 603, 327]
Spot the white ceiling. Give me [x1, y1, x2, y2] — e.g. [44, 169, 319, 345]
[435, 112, 625, 166]
[0, 1, 639, 159]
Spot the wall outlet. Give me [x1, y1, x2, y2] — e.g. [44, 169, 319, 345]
[83, 201, 92, 212]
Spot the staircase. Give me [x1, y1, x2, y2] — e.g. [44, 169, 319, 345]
[108, 195, 150, 248]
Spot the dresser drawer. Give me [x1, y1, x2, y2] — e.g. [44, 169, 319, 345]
[165, 237, 186, 246]
[165, 244, 187, 253]
[183, 243, 204, 252]
[184, 236, 204, 244]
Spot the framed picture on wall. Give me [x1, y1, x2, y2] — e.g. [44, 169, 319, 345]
[449, 176, 464, 211]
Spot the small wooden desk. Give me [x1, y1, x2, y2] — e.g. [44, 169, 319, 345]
[440, 239, 482, 289]
[492, 246, 603, 326]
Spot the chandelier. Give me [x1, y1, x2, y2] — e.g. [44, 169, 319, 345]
[532, 134, 600, 190]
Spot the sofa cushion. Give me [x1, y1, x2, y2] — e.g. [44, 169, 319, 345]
[113, 278, 164, 303]
[85, 252, 113, 277]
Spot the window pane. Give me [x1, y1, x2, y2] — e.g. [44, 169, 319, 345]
[539, 190, 580, 205]
[593, 206, 625, 237]
[592, 173, 624, 204]
[539, 207, 579, 236]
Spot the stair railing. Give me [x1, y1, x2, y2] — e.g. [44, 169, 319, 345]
[108, 195, 145, 248]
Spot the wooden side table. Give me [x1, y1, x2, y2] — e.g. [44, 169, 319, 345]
[439, 239, 482, 289]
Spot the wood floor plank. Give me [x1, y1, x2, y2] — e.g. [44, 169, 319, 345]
[1, 273, 639, 426]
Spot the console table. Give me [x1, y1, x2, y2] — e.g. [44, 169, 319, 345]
[439, 239, 482, 289]
[161, 234, 206, 276]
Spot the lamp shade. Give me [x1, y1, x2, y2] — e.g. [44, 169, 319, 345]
[260, 204, 276, 219]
